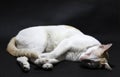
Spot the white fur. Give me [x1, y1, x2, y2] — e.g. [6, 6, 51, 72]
[17, 56, 30, 70]
[15, 25, 101, 60]
[7, 25, 112, 70]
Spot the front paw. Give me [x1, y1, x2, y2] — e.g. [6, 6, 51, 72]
[42, 63, 53, 69]
[35, 58, 49, 64]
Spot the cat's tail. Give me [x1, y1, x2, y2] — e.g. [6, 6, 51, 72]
[7, 37, 39, 58]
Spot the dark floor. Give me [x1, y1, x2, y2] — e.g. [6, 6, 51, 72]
[0, 0, 119, 77]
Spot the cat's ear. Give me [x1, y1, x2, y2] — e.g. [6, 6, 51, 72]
[100, 43, 112, 50]
[100, 58, 112, 70]
[99, 43, 112, 55]
[104, 62, 112, 70]
[79, 44, 112, 61]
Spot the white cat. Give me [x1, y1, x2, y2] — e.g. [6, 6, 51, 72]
[7, 25, 112, 71]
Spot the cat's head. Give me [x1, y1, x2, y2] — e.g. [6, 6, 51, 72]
[79, 43, 112, 70]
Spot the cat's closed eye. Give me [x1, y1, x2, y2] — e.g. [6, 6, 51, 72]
[80, 60, 101, 69]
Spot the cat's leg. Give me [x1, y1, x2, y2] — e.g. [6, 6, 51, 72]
[30, 57, 59, 69]
[30, 39, 71, 69]
[35, 39, 71, 69]
[34, 57, 59, 64]
[17, 56, 30, 72]
[41, 39, 71, 59]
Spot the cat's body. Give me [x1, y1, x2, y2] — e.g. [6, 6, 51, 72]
[7, 25, 112, 71]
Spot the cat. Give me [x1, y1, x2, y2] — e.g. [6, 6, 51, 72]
[7, 25, 112, 71]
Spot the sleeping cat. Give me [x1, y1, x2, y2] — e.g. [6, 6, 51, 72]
[7, 25, 112, 71]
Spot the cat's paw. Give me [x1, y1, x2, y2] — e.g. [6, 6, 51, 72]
[42, 63, 53, 69]
[17, 57, 30, 72]
[35, 58, 49, 64]
[22, 64, 30, 72]
[17, 61, 30, 72]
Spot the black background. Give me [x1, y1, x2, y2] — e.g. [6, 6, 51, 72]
[0, 0, 119, 77]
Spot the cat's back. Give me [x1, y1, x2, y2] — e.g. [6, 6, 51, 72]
[17, 25, 83, 37]
[45, 25, 84, 42]
[15, 25, 84, 52]
[46, 25, 84, 36]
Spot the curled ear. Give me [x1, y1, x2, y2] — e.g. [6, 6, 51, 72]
[100, 43, 112, 50]
[100, 58, 112, 70]
[99, 43, 112, 54]
[104, 63, 112, 70]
